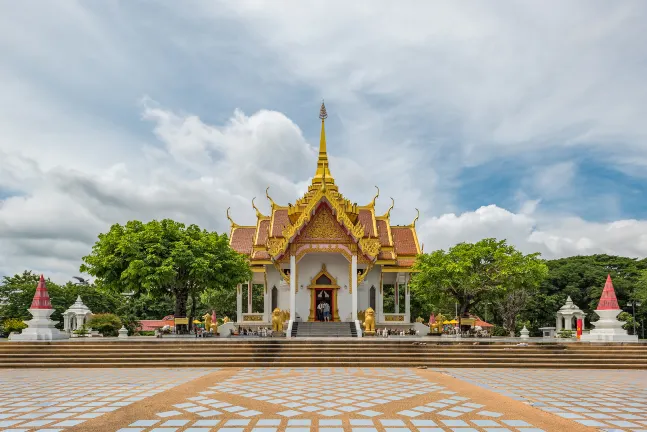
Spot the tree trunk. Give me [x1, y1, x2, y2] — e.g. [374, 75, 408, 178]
[174, 288, 189, 318]
[190, 292, 197, 332]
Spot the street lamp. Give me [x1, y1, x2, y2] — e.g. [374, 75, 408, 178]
[626, 300, 642, 336]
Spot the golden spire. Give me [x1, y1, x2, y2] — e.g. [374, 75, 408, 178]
[312, 100, 334, 185]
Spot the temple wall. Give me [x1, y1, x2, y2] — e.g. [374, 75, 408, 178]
[357, 266, 381, 312]
[296, 253, 352, 321]
[263, 266, 289, 312]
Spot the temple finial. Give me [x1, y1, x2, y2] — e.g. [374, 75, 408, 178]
[412, 208, 419, 227]
[265, 187, 276, 207]
[313, 100, 333, 185]
[319, 100, 328, 119]
[371, 186, 380, 207]
[252, 197, 265, 218]
[384, 197, 395, 218]
[226, 207, 239, 228]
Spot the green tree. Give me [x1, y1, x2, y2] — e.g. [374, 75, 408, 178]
[0, 271, 124, 329]
[200, 286, 237, 321]
[411, 238, 548, 331]
[80, 219, 251, 319]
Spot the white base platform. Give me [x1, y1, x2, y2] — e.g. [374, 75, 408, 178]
[9, 308, 69, 341]
[580, 308, 638, 342]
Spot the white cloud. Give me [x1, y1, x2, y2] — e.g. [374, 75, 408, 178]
[419, 205, 647, 259]
[531, 162, 577, 198]
[1, 2, 647, 284]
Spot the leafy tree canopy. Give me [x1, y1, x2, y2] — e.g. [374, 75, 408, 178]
[0, 271, 123, 329]
[80, 219, 251, 318]
[411, 238, 548, 319]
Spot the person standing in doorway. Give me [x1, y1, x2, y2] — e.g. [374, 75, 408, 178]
[317, 301, 325, 322]
[324, 301, 331, 322]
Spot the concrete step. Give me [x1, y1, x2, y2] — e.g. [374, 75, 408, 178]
[0, 361, 645, 369]
[1, 340, 645, 368]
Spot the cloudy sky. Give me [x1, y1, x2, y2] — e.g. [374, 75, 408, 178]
[1, 1, 647, 282]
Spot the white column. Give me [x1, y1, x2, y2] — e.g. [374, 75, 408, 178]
[556, 314, 562, 331]
[236, 283, 243, 323]
[378, 277, 384, 323]
[395, 277, 400, 314]
[351, 255, 358, 321]
[565, 315, 572, 330]
[247, 281, 252, 314]
[289, 255, 296, 321]
[405, 276, 411, 323]
[264, 282, 270, 323]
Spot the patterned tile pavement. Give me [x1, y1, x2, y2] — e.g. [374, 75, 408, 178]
[123, 368, 548, 432]
[1, 368, 643, 431]
[436, 369, 647, 432]
[0, 368, 216, 432]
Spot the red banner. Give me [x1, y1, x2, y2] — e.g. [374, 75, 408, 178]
[576, 318, 583, 339]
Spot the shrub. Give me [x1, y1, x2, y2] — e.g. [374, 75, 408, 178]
[86, 313, 122, 337]
[136, 330, 155, 336]
[2, 318, 27, 334]
[74, 325, 89, 337]
[557, 329, 575, 338]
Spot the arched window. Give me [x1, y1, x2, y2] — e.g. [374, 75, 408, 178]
[369, 285, 376, 310]
[315, 274, 332, 285]
[271, 286, 278, 310]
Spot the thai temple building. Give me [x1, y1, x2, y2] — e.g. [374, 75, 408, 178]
[228, 103, 421, 335]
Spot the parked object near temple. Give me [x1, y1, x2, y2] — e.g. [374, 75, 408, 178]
[9, 275, 69, 341]
[581, 274, 638, 342]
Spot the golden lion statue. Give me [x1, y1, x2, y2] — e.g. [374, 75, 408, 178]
[357, 310, 366, 324]
[280, 309, 289, 323]
[202, 313, 212, 331]
[272, 308, 284, 332]
[430, 313, 445, 333]
[223, 316, 230, 324]
[363, 307, 375, 333]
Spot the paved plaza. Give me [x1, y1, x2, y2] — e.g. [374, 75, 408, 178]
[0, 368, 644, 432]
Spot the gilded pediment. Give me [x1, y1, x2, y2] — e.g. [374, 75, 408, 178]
[296, 205, 351, 243]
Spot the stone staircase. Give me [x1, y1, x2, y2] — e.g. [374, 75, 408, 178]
[0, 340, 646, 368]
[295, 322, 356, 338]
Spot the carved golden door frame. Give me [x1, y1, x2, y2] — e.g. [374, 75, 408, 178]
[307, 264, 341, 322]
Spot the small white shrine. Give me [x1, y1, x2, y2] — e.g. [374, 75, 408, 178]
[62, 296, 93, 334]
[582, 274, 638, 342]
[9, 275, 69, 341]
[556, 296, 585, 331]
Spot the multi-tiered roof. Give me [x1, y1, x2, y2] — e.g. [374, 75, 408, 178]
[228, 102, 421, 271]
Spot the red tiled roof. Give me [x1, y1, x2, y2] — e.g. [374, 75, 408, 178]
[376, 220, 391, 246]
[378, 251, 395, 260]
[255, 219, 270, 246]
[139, 319, 175, 331]
[230, 227, 256, 255]
[392, 226, 418, 255]
[358, 209, 375, 237]
[252, 250, 270, 260]
[396, 258, 416, 267]
[272, 210, 290, 237]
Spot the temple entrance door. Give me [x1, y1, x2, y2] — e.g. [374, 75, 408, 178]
[315, 289, 333, 322]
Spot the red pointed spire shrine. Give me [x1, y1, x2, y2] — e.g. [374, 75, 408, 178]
[30, 274, 53, 309]
[596, 274, 620, 310]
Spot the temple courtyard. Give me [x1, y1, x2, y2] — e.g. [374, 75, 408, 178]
[0, 368, 645, 432]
